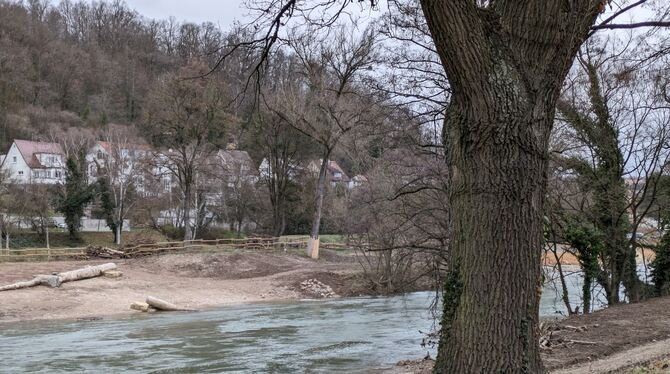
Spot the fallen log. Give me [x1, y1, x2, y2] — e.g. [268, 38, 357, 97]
[565, 339, 598, 345]
[146, 296, 196, 312]
[0, 274, 60, 291]
[0, 263, 117, 292]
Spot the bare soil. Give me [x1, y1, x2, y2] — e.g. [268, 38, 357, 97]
[545, 296, 670, 373]
[0, 248, 364, 324]
[386, 296, 670, 373]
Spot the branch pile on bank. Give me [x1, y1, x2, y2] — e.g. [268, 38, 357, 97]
[85, 246, 127, 259]
[540, 322, 600, 350]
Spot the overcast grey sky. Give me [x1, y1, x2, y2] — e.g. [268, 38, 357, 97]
[82, 1, 655, 33]
[81, 1, 656, 30]
[122, 0, 386, 28]
[125, 0, 248, 27]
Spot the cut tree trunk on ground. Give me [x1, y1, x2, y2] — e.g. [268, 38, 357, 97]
[0, 263, 117, 292]
[146, 296, 195, 312]
[0, 275, 60, 291]
[58, 263, 117, 283]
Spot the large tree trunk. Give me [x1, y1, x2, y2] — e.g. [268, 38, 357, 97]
[419, 2, 600, 372]
[306, 155, 329, 259]
[435, 91, 549, 373]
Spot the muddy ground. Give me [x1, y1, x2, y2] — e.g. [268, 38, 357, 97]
[0, 249, 375, 323]
[388, 296, 670, 374]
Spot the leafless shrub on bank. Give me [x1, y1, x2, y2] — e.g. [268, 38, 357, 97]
[346, 143, 448, 294]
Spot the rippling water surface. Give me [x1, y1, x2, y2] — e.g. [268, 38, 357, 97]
[0, 273, 595, 373]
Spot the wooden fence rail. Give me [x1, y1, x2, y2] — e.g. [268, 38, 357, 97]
[0, 236, 314, 262]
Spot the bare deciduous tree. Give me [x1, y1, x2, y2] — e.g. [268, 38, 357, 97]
[269, 26, 379, 257]
[90, 127, 149, 245]
[235, 0, 670, 371]
[143, 62, 229, 240]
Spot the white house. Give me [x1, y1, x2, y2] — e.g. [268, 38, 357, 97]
[86, 141, 152, 187]
[0, 139, 65, 184]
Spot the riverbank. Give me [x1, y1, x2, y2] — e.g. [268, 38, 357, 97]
[0, 249, 398, 324]
[388, 295, 670, 374]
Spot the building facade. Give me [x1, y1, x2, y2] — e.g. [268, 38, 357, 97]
[0, 140, 66, 184]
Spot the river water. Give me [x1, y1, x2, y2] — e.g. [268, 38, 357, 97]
[1, 271, 591, 373]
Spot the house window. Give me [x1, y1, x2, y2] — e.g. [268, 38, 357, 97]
[12, 156, 16, 163]
[33, 170, 39, 178]
[18, 171, 23, 175]
[163, 179, 170, 191]
[55, 170, 62, 178]
[97, 151, 103, 159]
[45, 170, 51, 178]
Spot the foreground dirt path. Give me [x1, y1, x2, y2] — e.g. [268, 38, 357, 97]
[0, 249, 362, 324]
[552, 338, 670, 374]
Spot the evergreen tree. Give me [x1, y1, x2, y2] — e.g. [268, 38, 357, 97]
[55, 153, 95, 239]
[564, 220, 603, 313]
[96, 177, 118, 244]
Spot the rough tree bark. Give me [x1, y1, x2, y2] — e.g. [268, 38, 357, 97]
[418, 1, 601, 372]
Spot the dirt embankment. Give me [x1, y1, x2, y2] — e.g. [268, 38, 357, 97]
[543, 296, 670, 371]
[0, 249, 382, 324]
[388, 296, 670, 374]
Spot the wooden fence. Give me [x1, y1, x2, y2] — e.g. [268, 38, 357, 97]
[0, 236, 312, 262]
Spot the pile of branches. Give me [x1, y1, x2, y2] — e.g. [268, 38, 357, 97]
[86, 238, 162, 259]
[85, 246, 128, 259]
[539, 322, 600, 350]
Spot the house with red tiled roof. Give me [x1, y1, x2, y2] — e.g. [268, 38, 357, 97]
[307, 159, 351, 187]
[0, 139, 65, 184]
